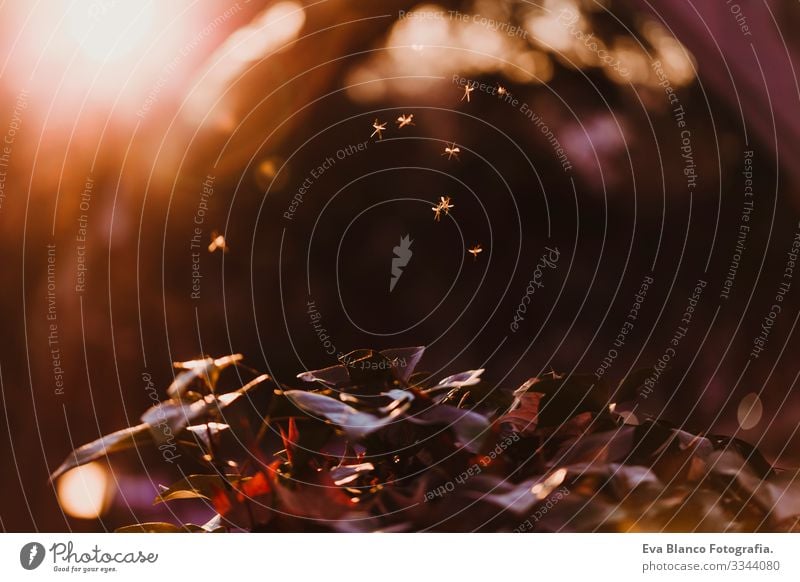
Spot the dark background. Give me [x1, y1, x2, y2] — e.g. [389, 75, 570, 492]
[0, 0, 799, 531]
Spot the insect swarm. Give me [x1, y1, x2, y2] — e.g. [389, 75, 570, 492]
[432, 196, 454, 222]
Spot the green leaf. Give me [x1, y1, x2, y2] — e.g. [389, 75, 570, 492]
[50, 423, 153, 481]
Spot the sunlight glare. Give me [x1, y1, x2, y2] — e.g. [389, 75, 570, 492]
[65, 1, 156, 63]
[57, 462, 114, 519]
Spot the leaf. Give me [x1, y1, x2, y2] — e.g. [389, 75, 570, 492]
[297, 347, 424, 391]
[330, 462, 376, 486]
[764, 470, 800, 523]
[211, 468, 276, 526]
[543, 410, 595, 440]
[704, 449, 793, 525]
[182, 523, 225, 533]
[710, 435, 773, 478]
[239, 471, 271, 498]
[50, 423, 153, 481]
[340, 350, 395, 390]
[284, 390, 401, 439]
[212, 489, 233, 516]
[297, 363, 351, 388]
[115, 522, 186, 533]
[553, 427, 636, 466]
[380, 346, 425, 383]
[153, 474, 243, 505]
[140, 400, 199, 442]
[407, 405, 490, 453]
[280, 418, 299, 466]
[200, 514, 225, 532]
[407, 371, 434, 389]
[427, 369, 485, 393]
[185, 422, 230, 449]
[168, 354, 244, 399]
[380, 389, 414, 411]
[608, 403, 641, 426]
[630, 419, 675, 461]
[552, 462, 661, 499]
[517, 373, 613, 426]
[607, 463, 661, 493]
[497, 392, 542, 435]
[142, 374, 269, 442]
[474, 469, 567, 515]
[273, 473, 353, 520]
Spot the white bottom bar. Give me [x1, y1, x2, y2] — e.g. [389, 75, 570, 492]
[1, 533, 798, 581]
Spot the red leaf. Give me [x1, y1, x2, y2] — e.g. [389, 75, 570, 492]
[280, 418, 299, 466]
[212, 489, 232, 516]
[498, 392, 543, 435]
[241, 471, 271, 497]
[274, 472, 353, 520]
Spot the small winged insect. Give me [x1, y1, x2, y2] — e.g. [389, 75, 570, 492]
[208, 232, 228, 253]
[443, 143, 460, 160]
[461, 83, 475, 102]
[396, 114, 414, 128]
[468, 244, 483, 259]
[439, 196, 454, 214]
[371, 119, 387, 139]
[432, 196, 454, 222]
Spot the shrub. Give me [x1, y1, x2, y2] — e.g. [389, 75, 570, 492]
[52, 347, 800, 532]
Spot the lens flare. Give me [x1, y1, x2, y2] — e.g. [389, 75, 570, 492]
[56, 462, 113, 519]
[65, 1, 156, 63]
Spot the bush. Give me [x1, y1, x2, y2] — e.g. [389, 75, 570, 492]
[52, 347, 800, 532]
